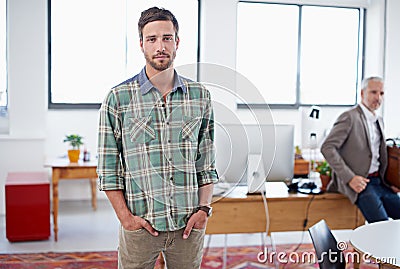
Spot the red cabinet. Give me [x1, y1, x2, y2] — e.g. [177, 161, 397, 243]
[5, 172, 50, 242]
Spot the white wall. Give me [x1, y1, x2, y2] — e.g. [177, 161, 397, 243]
[384, 0, 400, 138]
[1, 0, 397, 215]
[0, 0, 47, 214]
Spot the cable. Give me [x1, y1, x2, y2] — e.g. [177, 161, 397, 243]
[294, 194, 315, 252]
[261, 189, 270, 238]
[259, 189, 272, 263]
[282, 194, 315, 269]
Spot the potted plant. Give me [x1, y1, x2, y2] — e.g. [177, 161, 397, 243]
[63, 134, 84, 163]
[316, 160, 331, 191]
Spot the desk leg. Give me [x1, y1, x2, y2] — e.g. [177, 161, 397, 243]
[90, 178, 97, 211]
[52, 169, 60, 242]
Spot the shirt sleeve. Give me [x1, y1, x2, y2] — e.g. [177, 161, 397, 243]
[195, 89, 219, 186]
[97, 89, 125, 191]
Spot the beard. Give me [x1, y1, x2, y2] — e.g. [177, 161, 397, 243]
[145, 51, 176, 71]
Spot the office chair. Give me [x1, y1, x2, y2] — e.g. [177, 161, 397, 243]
[308, 220, 346, 269]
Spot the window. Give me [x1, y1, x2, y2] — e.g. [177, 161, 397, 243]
[236, 2, 363, 107]
[0, 0, 7, 113]
[49, 0, 199, 108]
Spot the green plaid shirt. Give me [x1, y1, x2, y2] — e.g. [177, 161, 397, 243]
[97, 68, 218, 231]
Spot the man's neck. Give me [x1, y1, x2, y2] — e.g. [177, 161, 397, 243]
[146, 65, 175, 97]
[361, 102, 376, 116]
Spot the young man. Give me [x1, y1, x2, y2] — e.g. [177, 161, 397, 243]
[97, 7, 218, 269]
[321, 76, 400, 223]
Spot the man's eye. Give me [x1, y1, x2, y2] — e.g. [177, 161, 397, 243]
[164, 37, 173, 41]
[147, 38, 156, 42]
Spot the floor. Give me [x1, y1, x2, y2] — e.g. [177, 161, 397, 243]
[0, 199, 352, 254]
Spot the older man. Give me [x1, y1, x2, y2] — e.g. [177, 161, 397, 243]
[321, 76, 400, 223]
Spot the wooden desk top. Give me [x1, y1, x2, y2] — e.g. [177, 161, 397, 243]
[207, 181, 364, 235]
[44, 159, 97, 168]
[212, 182, 347, 202]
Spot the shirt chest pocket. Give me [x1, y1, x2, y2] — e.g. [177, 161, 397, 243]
[128, 116, 156, 144]
[181, 115, 202, 142]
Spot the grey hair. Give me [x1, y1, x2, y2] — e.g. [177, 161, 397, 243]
[361, 76, 383, 90]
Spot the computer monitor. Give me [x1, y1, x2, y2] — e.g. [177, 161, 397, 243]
[214, 123, 295, 191]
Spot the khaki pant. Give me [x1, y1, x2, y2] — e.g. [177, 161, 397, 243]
[118, 226, 205, 269]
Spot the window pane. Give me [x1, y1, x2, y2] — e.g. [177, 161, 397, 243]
[236, 3, 363, 107]
[50, 0, 198, 106]
[0, 0, 7, 108]
[300, 6, 360, 105]
[236, 3, 299, 104]
[51, 0, 126, 104]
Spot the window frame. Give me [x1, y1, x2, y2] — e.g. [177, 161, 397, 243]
[236, 1, 365, 110]
[0, 0, 7, 115]
[47, 0, 201, 110]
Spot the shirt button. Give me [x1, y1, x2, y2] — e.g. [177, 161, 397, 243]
[166, 122, 170, 125]
[170, 177, 173, 181]
[167, 139, 171, 143]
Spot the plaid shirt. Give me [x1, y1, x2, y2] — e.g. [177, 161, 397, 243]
[97, 67, 218, 231]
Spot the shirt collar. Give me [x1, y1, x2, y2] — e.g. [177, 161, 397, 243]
[138, 67, 187, 95]
[360, 103, 378, 122]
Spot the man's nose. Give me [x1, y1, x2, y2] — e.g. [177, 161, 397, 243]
[156, 39, 164, 52]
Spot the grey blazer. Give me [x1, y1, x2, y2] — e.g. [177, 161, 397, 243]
[320, 105, 388, 204]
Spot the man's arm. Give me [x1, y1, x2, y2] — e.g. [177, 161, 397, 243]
[183, 183, 214, 239]
[97, 91, 158, 236]
[198, 182, 214, 206]
[194, 90, 219, 186]
[321, 112, 356, 183]
[183, 88, 218, 239]
[105, 190, 158, 236]
[320, 112, 369, 193]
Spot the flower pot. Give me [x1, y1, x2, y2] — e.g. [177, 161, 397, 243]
[320, 174, 331, 191]
[68, 149, 80, 163]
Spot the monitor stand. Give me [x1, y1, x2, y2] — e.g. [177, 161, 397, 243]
[247, 154, 266, 194]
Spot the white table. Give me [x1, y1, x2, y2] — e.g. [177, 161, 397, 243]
[350, 219, 400, 269]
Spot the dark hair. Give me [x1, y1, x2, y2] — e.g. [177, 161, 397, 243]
[138, 7, 179, 41]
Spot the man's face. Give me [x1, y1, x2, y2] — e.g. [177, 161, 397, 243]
[361, 80, 384, 112]
[140, 20, 179, 72]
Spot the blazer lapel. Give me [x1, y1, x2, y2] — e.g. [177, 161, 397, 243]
[356, 105, 372, 151]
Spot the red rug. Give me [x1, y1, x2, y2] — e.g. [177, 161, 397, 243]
[0, 243, 379, 269]
[201, 243, 378, 269]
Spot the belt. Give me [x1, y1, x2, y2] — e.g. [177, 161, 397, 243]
[368, 171, 380, 177]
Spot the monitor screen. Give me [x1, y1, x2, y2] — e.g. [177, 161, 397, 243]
[214, 123, 295, 187]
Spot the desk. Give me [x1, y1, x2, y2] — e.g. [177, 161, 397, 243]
[350, 220, 400, 269]
[206, 182, 365, 234]
[44, 159, 98, 241]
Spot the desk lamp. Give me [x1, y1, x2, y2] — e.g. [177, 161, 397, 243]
[298, 106, 323, 194]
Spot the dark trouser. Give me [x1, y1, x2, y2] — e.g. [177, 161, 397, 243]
[118, 226, 205, 269]
[356, 176, 400, 223]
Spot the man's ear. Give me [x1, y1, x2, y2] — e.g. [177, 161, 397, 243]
[175, 37, 180, 50]
[140, 39, 144, 53]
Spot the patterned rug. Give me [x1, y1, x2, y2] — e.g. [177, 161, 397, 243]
[0, 243, 379, 269]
